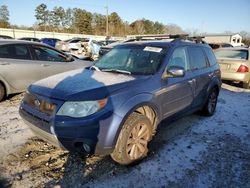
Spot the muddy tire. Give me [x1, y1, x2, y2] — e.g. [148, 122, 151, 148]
[0, 83, 5, 102]
[200, 88, 218, 116]
[111, 112, 153, 165]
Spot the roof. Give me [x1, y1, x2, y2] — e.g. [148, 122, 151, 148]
[118, 39, 209, 48]
[0, 39, 44, 45]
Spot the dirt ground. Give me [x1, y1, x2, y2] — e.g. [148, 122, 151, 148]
[0, 84, 250, 188]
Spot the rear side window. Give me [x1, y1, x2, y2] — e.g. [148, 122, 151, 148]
[188, 47, 207, 70]
[204, 47, 217, 66]
[0, 44, 31, 60]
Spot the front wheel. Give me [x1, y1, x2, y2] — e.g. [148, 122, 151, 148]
[200, 88, 219, 116]
[111, 113, 153, 165]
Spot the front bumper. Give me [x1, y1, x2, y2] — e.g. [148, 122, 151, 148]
[221, 71, 249, 83]
[19, 96, 117, 155]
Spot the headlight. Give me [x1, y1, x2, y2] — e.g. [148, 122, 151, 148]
[57, 98, 108, 118]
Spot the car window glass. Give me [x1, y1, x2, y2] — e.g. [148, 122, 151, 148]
[70, 39, 80, 43]
[167, 47, 190, 71]
[204, 48, 217, 66]
[33, 45, 67, 62]
[214, 49, 248, 60]
[0, 44, 31, 60]
[95, 46, 166, 75]
[189, 47, 207, 70]
[0, 45, 9, 58]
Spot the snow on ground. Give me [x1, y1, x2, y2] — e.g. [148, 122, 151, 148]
[0, 83, 249, 188]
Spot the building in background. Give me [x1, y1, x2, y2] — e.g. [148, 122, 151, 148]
[203, 33, 243, 47]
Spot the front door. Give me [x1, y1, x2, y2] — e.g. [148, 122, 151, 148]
[158, 46, 195, 118]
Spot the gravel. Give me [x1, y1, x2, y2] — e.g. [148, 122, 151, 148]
[0, 83, 249, 188]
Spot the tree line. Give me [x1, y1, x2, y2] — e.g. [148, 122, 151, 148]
[0, 3, 250, 44]
[0, 4, 184, 36]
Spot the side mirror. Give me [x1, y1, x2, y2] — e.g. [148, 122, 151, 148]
[162, 66, 185, 79]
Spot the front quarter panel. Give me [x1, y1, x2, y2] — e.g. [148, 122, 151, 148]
[96, 93, 160, 154]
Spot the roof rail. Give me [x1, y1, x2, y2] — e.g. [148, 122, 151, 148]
[126, 34, 206, 44]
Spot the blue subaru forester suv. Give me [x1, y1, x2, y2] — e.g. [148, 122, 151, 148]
[20, 37, 221, 165]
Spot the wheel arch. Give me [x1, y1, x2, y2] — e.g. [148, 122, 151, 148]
[113, 94, 161, 147]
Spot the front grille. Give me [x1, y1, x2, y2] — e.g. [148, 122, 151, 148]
[20, 108, 51, 133]
[23, 93, 56, 116]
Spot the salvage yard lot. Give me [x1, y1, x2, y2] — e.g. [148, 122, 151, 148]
[0, 84, 250, 188]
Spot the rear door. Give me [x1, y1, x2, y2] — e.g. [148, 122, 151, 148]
[187, 46, 211, 107]
[30, 44, 86, 78]
[0, 43, 41, 91]
[159, 46, 196, 118]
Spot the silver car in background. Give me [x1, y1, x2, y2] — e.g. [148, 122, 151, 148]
[0, 40, 93, 101]
[214, 48, 250, 89]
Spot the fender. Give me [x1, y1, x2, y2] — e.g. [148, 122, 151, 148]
[113, 93, 161, 144]
[206, 76, 221, 94]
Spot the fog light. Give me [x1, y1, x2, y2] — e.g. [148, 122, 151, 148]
[83, 143, 91, 153]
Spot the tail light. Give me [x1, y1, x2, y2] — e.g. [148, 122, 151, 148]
[237, 65, 249, 73]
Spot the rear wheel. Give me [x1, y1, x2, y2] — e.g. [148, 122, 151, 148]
[201, 88, 218, 116]
[0, 83, 5, 102]
[111, 112, 153, 165]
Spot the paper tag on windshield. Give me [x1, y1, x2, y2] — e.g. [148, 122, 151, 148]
[143, 46, 162, 53]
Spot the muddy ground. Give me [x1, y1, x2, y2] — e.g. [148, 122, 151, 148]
[0, 84, 250, 188]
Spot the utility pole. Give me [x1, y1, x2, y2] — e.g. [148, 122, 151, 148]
[105, 5, 109, 37]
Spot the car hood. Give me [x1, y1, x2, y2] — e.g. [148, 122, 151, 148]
[30, 68, 148, 101]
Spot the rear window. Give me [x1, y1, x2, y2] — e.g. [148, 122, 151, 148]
[214, 50, 248, 60]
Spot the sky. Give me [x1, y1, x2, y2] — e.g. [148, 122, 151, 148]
[1, 0, 250, 33]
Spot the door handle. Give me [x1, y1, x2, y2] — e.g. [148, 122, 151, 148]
[41, 64, 50, 67]
[0, 62, 10, 65]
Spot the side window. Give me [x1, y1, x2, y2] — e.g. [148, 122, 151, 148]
[32, 45, 67, 62]
[0, 45, 10, 58]
[0, 44, 31, 60]
[188, 47, 207, 70]
[204, 47, 217, 66]
[168, 47, 190, 71]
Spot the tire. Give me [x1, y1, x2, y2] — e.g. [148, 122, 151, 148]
[0, 83, 5, 102]
[243, 80, 250, 89]
[200, 88, 219, 116]
[111, 112, 153, 165]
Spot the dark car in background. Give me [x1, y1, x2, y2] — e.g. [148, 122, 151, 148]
[19, 37, 40, 42]
[40, 38, 61, 47]
[0, 35, 13, 39]
[20, 37, 221, 165]
[209, 43, 233, 50]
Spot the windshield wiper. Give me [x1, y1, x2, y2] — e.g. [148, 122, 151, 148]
[101, 69, 132, 75]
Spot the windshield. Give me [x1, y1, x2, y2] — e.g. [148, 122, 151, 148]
[214, 49, 248, 60]
[95, 45, 167, 75]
